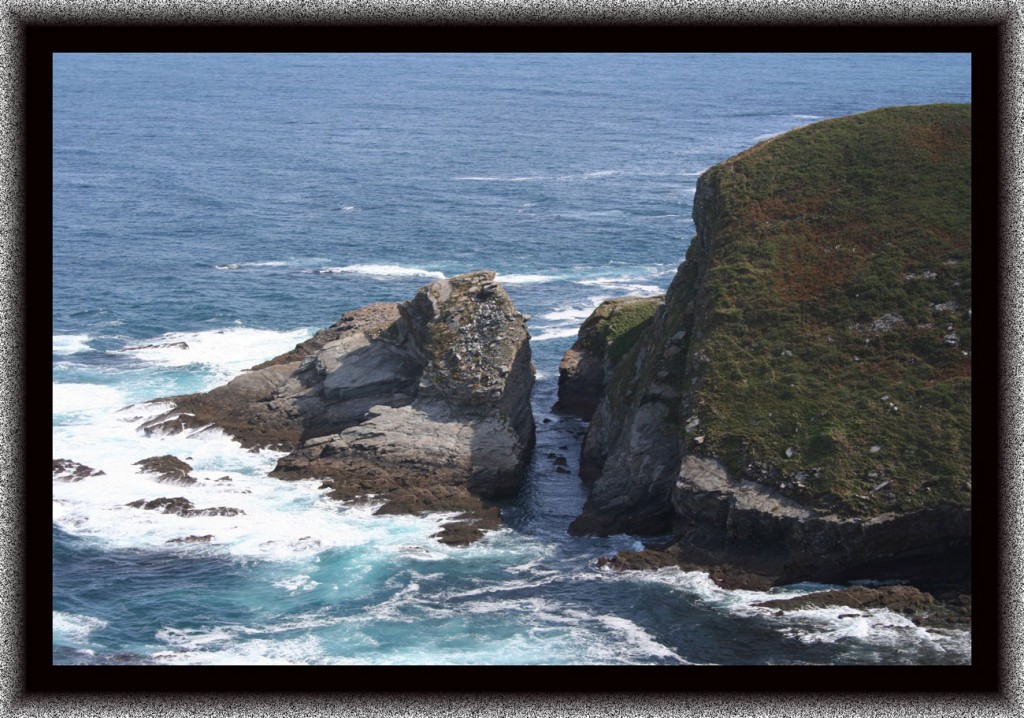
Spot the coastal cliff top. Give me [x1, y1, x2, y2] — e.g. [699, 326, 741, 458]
[680, 103, 971, 517]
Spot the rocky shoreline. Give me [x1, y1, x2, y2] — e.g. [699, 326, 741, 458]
[55, 107, 972, 631]
[138, 271, 535, 545]
[559, 106, 972, 626]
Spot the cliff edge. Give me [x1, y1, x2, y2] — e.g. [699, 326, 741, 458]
[566, 104, 972, 591]
[142, 271, 536, 544]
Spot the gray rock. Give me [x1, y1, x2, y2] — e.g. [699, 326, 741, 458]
[554, 295, 662, 420]
[141, 271, 535, 543]
[53, 459, 105, 482]
[134, 455, 197, 486]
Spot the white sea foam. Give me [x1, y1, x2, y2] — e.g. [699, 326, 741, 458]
[53, 611, 109, 643]
[53, 383, 126, 415]
[153, 632, 324, 665]
[53, 334, 92, 355]
[607, 566, 970, 662]
[272, 575, 321, 593]
[575, 170, 620, 179]
[317, 264, 445, 280]
[115, 326, 313, 384]
[52, 396, 454, 562]
[214, 258, 327, 270]
[495, 273, 562, 284]
[586, 612, 688, 663]
[453, 175, 545, 182]
[791, 114, 824, 119]
[575, 277, 664, 296]
[530, 327, 582, 342]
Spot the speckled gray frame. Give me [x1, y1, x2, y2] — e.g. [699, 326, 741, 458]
[2, 1, 1019, 716]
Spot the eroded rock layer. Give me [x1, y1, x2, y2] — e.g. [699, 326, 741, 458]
[142, 271, 535, 544]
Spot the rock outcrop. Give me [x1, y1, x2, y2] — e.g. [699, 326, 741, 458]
[134, 455, 198, 486]
[568, 104, 972, 594]
[555, 296, 661, 420]
[126, 497, 244, 518]
[141, 271, 535, 544]
[53, 459, 105, 482]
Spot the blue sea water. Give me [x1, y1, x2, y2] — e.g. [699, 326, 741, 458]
[52, 52, 972, 665]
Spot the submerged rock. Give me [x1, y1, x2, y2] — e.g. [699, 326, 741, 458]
[134, 455, 198, 486]
[141, 271, 535, 542]
[166, 535, 215, 544]
[53, 459, 105, 482]
[126, 497, 244, 518]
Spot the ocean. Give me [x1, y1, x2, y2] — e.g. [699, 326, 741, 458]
[52, 52, 972, 666]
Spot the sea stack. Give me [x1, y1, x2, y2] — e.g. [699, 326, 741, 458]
[142, 271, 536, 544]
[565, 104, 972, 593]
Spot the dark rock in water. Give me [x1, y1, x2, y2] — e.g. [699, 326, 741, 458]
[187, 506, 245, 517]
[121, 341, 190, 351]
[568, 105, 972, 599]
[126, 497, 196, 515]
[432, 506, 503, 546]
[597, 545, 777, 592]
[134, 455, 198, 486]
[166, 535, 214, 544]
[554, 295, 662, 421]
[751, 584, 967, 628]
[755, 584, 934, 614]
[126, 497, 244, 518]
[53, 459, 105, 482]
[141, 271, 535, 544]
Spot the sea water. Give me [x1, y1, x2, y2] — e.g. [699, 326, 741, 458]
[52, 52, 972, 665]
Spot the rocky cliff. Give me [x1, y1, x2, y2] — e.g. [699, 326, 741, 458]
[564, 104, 972, 592]
[555, 295, 661, 421]
[142, 271, 535, 544]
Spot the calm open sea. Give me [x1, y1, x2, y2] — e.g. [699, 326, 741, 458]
[53, 52, 971, 665]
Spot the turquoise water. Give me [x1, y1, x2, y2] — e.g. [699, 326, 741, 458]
[53, 53, 972, 665]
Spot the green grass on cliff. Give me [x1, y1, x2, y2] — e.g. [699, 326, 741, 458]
[578, 296, 662, 364]
[675, 104, 972, 516]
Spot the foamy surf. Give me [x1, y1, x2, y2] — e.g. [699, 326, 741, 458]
[114, 326, 314, 384]
[53, 611, 109, 644]
[317, 264, 446, 280]
[53, 334, 93, 355]
[602, 566, 970, 664]
[495, 273, 563, 284]
[52, 400, 456, 562]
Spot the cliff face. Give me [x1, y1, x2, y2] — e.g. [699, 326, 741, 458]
[555, 295, 662, 421]
[568, 105, 972, 589]
[143, 271, 535, 544]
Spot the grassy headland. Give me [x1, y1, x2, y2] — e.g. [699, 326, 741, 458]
[665, 104, 972, 517]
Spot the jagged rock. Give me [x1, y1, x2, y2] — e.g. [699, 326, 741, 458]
[751, 584, 968, 628]
[755, 584, 934, 614]
[121, 341, 190, 351]
[432, 506, 502, 546]
[126, 497, 244, 518]
[53, 459, 105, 482]
[166, 535, 214, 544]
[126, 497, 196, 515]
[141, 271, 535, 543]
[134, 455, 198, 486]
[555, 296, 662, 420]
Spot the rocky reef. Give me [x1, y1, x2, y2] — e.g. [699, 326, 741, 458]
[142, 271, 535, 544]
[563, 104, 972, 595]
